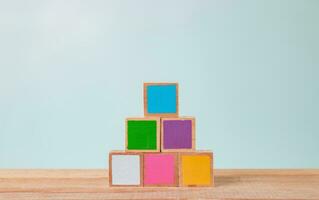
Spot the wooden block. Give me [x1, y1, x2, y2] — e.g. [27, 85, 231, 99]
[179, 151, 214, 187]
[143, 152, 179, 187]
[109, 151, 143, 187]
[161, 117, 195, 152]
[144, 82, 179, 117]
[125, 117, 160, 152]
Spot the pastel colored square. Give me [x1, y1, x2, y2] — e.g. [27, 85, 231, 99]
[144, 83, 178, 116]
[109, 153, 142, 186]
[162, 118, 195, 151]
[126, 118, 160, 151]
[180, 153, 213, 186]
[144, 153, 177, 186]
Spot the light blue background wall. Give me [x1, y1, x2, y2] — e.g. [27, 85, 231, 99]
[0, 0, 318, 168]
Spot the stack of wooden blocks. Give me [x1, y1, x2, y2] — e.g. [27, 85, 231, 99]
[109, 83, 214, 187]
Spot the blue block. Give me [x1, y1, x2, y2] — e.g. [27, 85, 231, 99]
[147, 85, 177, 114]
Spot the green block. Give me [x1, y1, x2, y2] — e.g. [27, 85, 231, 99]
[127, 120, 157, 150]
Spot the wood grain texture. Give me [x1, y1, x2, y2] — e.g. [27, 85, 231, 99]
[0, 169, 319, 200]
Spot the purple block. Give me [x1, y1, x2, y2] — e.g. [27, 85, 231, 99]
[163, 120, 192, 149]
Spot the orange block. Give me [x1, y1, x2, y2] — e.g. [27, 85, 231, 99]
[179, 152, 213, 186]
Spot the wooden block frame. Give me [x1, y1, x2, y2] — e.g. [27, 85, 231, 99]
[161, 117, 195, 152]
[143, 82, 179, 117]
[109, 151, 143, 187]
[143, 152, 179, 187]
[179, 151, 214, 187]
[125, 117, 160, 152]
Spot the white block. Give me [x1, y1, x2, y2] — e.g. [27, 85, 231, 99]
[111, 155, 141, 185]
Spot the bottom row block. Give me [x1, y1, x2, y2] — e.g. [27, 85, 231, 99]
[109, 151, 213, 187]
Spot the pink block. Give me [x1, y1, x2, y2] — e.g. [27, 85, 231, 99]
[144, 154, 175, 185]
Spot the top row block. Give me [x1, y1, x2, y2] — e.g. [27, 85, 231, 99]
[144, 83, 179, 117]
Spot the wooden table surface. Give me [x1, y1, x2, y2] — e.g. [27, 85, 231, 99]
[0, 169, 318, 200]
